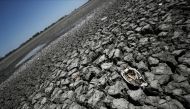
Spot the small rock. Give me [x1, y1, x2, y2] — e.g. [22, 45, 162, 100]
[97, 55, 107, 64]
[114, 49, 121, 58]
[45, 83, 54, 93]
[101, 62, 113, 70]
[61, 79, 70, 85]
[154, 74, 170, 85]
[172, 89, 183, 95]
[139, 37, 149, 45]
[67, 58, 79, 71]
[135, 27, 142, 32]
[145, 96, 160, 106]
[183, 94, 190, 105]
[127, 89, 145, 101]
[112, 27, 121, 34]
[154, 52, 177, 66]
[150, 80, 159, 89]
[151, 63, 173, 75]
[172, 30, 183, 39]
[88, 90, 104, 106]
[112, 98, 129, 109]
[145, 72, 155, 82]
[177, 64, 190, 77]
[124, 53, 134, 62]
[148, 56, 159, 65]
[172, 74, 187, 83]
[158, 99, 185, 109]
[69, 102, 83, 109]
[101, 16, 107, 21]
[172, 49, 185, 56]
[51, 88, 62, 101]
[108, 81, 128, 96]
[99, 74, 107, 86]
[159, 24, 172, 31]
[178, 51, 190, 66]
[142, 24, 152, 32]
[41, 97, 47, 105]
[158, 32, 168, 37]
[137, 61, 148, 71]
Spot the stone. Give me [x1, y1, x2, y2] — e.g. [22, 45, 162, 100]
[88, 90, 104, 106]
[69, 102, 83, 109]
[34, 103, 43, 109]
[158, 24, 172, 31]
[137, 61, 148, 71]
[154, 74, 170, 85]
[51, 88, 62, 101]
[177, 64, 190, 77]
[45, 83, 54, 93]
[61, 91, 75, 101]
[158, 99, 185, 109]
[101, 62, 113, 70]
[127, 89, 145, 101]
[104, 95, 114, 104]
[178, 52, 190, 66]
[154, 52, 177, 66]
[61, 79, 70, 85]
[172, 30, 183, 39]
[99, 74, 107, 86]
[139, 37, 149, 45]
[145, 72, 155, 82]
[70, 80, 85, 88]
[97, 55, 107, 64]
[108, 81, 128, 96]
[59, 71, 67, 78]
[114, 49, 121, 58]
[100, 106, 107, 109]
[124, 53, 134, 62]
[172, 89, 183, 95]
[172, 49, 185, 56]
[183, 94, 190, 104]
[101, 16, 107, 21]
[158, 32, 168, 37]
[135, 27, 142, 32]
[68, 58, 79, 71]
[85, 71, 94, 81]
[142, 24, 152, 32]
[148, 57, 159, 65]
[172, 74, 187, 83]
[150, 80, 159, 89]
[151, 63, 173, 75]
[41, 97, 47, 105]
[81, 55, 88, 65]
[108, 49, 115, 58]
[112, 98, 129, 109]
[32, 93, 43, 104]
[145, 96, 160, 106]
[112, 27, 121, 34]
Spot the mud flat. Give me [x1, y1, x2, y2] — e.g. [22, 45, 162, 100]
[1, 0, 190, 109]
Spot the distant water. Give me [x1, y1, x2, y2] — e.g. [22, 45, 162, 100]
[0, 0, 88, 57]
[15, 44, 46, 67]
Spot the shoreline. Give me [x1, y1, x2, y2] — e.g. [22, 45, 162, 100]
[0, 0, 106, 84]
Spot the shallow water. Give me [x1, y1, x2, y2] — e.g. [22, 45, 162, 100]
[15, 44, 46, 67]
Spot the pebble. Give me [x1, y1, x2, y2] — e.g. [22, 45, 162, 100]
[112, 98, 129, 109]
[101, 62, 113, 70]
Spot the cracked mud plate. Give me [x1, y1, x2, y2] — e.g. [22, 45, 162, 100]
[121, 67, 148, 87]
